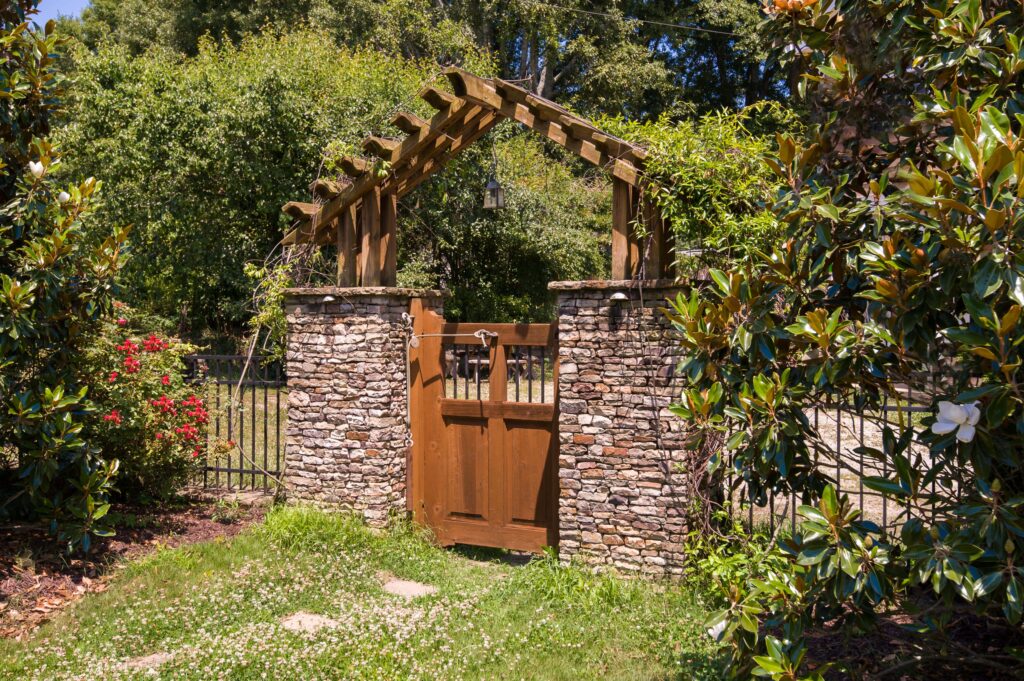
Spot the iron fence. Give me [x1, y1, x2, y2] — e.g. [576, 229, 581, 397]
[183, 354, 287, 491]
[728, 383, 939, 537]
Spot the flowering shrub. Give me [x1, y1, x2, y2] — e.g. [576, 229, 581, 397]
[81, 308, 222, 500]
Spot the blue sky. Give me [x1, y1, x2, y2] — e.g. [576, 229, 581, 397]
[34, 0, 90, 25]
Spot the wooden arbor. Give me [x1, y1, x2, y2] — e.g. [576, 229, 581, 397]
[281, 67, 672, 284]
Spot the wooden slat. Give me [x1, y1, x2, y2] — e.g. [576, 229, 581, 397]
[439, 400, 556, 422]
[360, 188, 381, 285]
[380, 190, 398, 287]
[336, 204, 358, 286]
[311, 178, 345, 200]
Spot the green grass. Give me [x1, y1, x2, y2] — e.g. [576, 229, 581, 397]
[0, 506, 722, 680]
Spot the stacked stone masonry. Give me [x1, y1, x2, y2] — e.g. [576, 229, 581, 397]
[553, 281, 689, 576]
[283, 288, 436, 525]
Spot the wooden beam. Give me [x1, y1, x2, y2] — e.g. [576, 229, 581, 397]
[310, 178, 346, 200]
[394, 108, 503, 196]
[380, 191, 397, 286]
[338, 156, 369, 177]
[444, 68, 504, 109]
[612, 179, 633, 280]
[419, 86, 458, 111]
[283, 201, 318, 220]
[362, 136, 401, 162]
[642, 198, 672, 279]
[337, 204, 358, 286]
[390, 111, 429, 135]
[361, 188, 381, 286]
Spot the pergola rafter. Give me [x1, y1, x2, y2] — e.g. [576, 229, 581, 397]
[282, 67, 671, 286]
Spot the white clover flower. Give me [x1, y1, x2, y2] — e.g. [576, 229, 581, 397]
[57, 191, 70, 203]
[932, 400, 980, 443]
[29, 160, 44, 178]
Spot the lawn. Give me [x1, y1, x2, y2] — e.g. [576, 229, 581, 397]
[0, 506, 721, 680]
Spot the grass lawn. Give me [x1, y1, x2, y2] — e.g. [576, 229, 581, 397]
[0, 506, 722, 680]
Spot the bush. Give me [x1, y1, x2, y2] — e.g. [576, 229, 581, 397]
[79, 308, 223, 500]
[669, 1, 1024, 678]
[0, 1, 126, 551]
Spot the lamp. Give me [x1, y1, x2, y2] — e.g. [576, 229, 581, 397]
[483, 176, 505, 209]
[483, 142, 505, 209]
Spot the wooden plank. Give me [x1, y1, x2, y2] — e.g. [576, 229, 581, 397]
[439, 322, 553, 345]
[612, 178, 632, 279]
[311, 178, 346, 200]
[409, 297, 445, 525]
[360, 188, 381, 286]
[440, 400, 555, 421]
[419, 86, 459, 110]
[380, 191, 398, 287]
[336, 204, 358, 286]
[338, 156, 369, 176]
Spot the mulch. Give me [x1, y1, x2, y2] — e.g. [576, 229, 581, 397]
[0, 493, 267, 640]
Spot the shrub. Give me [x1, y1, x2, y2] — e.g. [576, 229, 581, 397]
[669, 1, 1024, 678]
[79, 309, 222, 500]
[0, 1, 126, 551]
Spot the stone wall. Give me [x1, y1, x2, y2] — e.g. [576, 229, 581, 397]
[552, 280, 690, 576]
[283, 287, 439, 525]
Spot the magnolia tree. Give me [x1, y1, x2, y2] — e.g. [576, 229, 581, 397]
[667, 1, 1024, 677]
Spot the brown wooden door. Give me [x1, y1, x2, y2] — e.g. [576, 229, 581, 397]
[408, 299, 559, 553]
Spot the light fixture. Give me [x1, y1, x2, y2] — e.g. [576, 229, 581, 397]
[483, 176, 505, 209]
[609, 291, 629, 302]
[483, 142, 505, 210]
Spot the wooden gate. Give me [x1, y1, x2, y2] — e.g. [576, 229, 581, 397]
[408, 299, 559, 553]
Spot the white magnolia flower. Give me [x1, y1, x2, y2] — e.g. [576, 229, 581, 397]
[28, 160, 44, 178]
[706, 619, 728, 641]
[57, 191, 70, 203]
[932, 400, 980, 443]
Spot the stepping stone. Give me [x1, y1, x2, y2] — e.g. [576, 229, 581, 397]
[280, 611, 338, 634]
[382, 578, 437, 599]
[125, 652, 173, 670]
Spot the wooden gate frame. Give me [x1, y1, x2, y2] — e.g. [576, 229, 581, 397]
[407, 297, 559, 552]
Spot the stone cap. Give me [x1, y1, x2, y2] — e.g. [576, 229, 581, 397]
[284, 287, 445, 300]
[548, 279, 689, 291]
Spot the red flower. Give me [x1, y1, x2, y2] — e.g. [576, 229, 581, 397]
[123, 355, 141, 373]
[143, 334, 167, 352]
[151, 395, 177, 414]
[102, 409, 122, 425]
[161, 374, 170, 385]
[155, 432, 163, 440]
[191, 448, 201, 458]
[108, 371, 118, 383]
[116, 317, 127, 326]
[227, 440, 236, 448]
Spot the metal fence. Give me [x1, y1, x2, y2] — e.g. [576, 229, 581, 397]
[729, 386, 936, 537]
[184, 354, 287, 491]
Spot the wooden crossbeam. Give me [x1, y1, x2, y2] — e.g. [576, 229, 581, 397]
[390, 111, 429, 135]
[283, 201, 318, 220]
[310, 178, 346, 200]
[338, 156, 370, 177]
[420, 86, 458, 110]
[362, 136, 401, 162]
[395, 108, 503, 196]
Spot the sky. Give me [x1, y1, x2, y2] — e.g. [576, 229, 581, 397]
[34, 0, 90, 25]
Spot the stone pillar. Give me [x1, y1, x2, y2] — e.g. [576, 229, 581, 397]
[282, 287, 441, 526]
[552, 280, 689, 576]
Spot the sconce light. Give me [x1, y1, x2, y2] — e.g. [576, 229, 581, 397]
[609, 291, 629, 303]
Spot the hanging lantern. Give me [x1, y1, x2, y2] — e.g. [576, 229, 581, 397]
[483, 175, 505, 210]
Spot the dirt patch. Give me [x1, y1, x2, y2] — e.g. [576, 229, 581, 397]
[124, 651, 174, 670]
[381, 577, 437, 599]
[0, 494, 267, 640]
[280, 611, 338, 634]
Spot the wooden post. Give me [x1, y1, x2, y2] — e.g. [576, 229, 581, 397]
[642, 198, 673, 280]
[361, 188, 382, 286]
[336, 204, 358, 287]
[611, 178, 632, 280]
[380, 191, 398, 287]
[408, 297, 444, 526]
